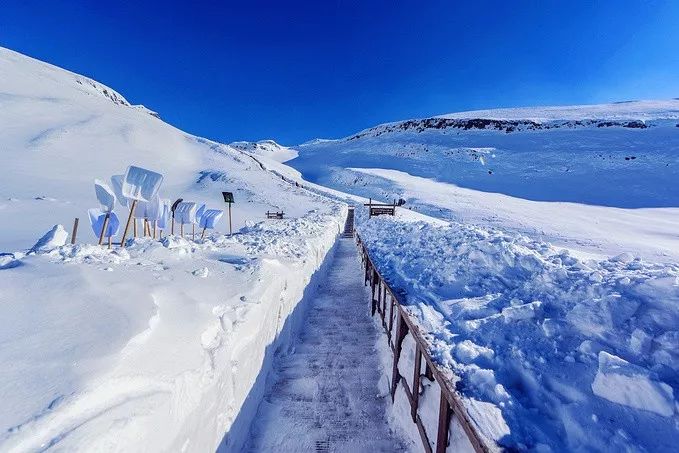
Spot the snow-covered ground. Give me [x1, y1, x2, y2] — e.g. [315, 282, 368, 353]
[287, 100, 679, 261]
[244, 238, 414, 452]
[0, 47, 348, 451]
[357, 211, 679, 451]
[283, 101, 679, 451]
[3, 42, 678, 453]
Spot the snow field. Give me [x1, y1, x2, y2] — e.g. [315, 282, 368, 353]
[1, 207, 346, 451]
[358, 213, 679, 451]
[1, 43, 355, 452]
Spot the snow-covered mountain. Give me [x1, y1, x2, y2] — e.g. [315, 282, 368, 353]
[229, 139, 298, 163]
[0, 47, 346, 452]
[2, 44, 678, 453]
[283, 101, 679, 451]
[288, 100, 679, 261]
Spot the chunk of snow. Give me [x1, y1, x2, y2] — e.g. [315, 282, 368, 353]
[591, 351, 674, 417]
[192, 267, 209, 278]
[501, 300, 542, 322]
[161, 235, 191, 249]
[31, 224, 68, 252]
[0, 255, 22, 270]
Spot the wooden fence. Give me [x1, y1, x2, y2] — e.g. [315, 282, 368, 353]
[356, 233, 491, 453]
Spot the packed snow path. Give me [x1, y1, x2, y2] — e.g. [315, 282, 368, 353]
[244, 238, 408, 452]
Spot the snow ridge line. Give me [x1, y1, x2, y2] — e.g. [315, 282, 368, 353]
[356, 232, 493, 453]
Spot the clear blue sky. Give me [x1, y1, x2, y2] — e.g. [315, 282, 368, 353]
[2, 1, 678, 144]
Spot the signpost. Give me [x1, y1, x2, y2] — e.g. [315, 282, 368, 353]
[222, 191, 234, 235]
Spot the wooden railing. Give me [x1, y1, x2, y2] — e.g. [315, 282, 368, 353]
[356, 233, 491, 453]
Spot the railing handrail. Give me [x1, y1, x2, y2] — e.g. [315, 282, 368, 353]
[356, 231, 491, 453]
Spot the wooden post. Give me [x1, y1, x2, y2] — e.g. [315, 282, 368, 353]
[180, 223, 184, 237]
[133, 217, 137, 238]
[192, 224, 195, 240]
[153, 220, 157, 239]
[108, 235, 112, 249]
[391, 312, 409, 400]
[228, 202, 232, 235]
[120, 200, 137, 248]
[171, 215, 175, 235]
[436, 393, 452, 453]
[98, 212, 110, 245]
[412, 345, 422, 422]
[201, 226, 207, 240]
[71, 217, 79, 245]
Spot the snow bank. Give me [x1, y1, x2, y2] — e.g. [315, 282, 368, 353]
[0, 208, 345, 452]
[358, 215, 679, 451]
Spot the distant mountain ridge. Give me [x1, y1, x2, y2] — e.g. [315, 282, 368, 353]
[330, 99, 679, 142]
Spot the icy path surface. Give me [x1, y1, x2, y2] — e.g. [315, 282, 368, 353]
[244, 238, 409, 452]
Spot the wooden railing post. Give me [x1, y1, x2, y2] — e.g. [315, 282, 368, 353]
[436, 393, 452, 453]
[391, 311, 408, 400]
[412, 344, 422, 422]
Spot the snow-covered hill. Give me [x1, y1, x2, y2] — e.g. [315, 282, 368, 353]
[0, 47, 346, 451]
[230, 139, 298, 163]
[283, 102, 679, 451]
[288, 100, 679, 261]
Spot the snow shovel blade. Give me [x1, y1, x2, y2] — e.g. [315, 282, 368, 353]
[94, 179, 116, 212]
[122, 166, 163, 202]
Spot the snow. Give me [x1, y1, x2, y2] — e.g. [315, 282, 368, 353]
[288, 99, 679, 262]
[283, 99, 679, 449]
[592, 352, 674, 417]
[0, 46, 349, 451]
[230, 140, 298, 163]
[357, 214, 679, 451]
[30, 224, 69, 252]
[243, 239, 413, 452]
[3, 42, 679, 452]
[348, 167, 679, 262]
[435, 100, 679, 122]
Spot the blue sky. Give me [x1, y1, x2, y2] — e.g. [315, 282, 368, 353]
[2, 1, 678, 144]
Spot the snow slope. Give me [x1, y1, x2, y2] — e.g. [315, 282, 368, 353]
[281, 102, 679, 451]
[230, 140, 298, 163]
[0, 47, 347, 451]
[288, 100, 679, 261]
[358, 212, 679, 452]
